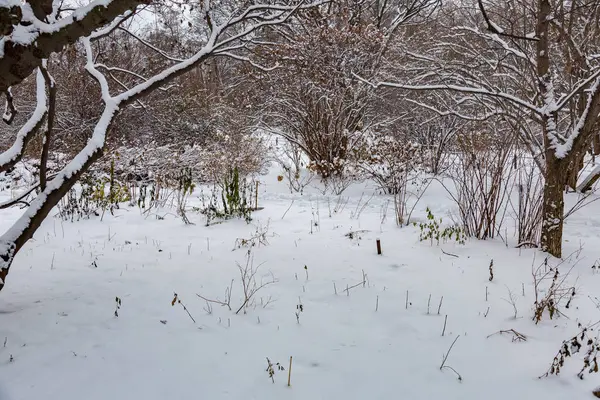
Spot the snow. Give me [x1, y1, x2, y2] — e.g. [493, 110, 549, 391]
[489, 20, 504, 33]
[1, 167, 600, 400]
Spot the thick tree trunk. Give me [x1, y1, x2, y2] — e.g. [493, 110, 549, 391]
[540, 160, 565, 258]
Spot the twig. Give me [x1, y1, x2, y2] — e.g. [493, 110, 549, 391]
[437, 296, 444, 314]
[427, 294, 431, 314]
[486, 329, 527, 342]
[440, 335, 462, 382]
[442, 314, 448, 336]
[503, 286, 518, 319]
[0, 174, 58, 210]
[441, 249, 459, 258]
[196, 293, 231, 311]
[362, 270, 367, 287]
[281, 200, 295, 220]
[171, 293, 196, 323]
[342, 280, 366, 295]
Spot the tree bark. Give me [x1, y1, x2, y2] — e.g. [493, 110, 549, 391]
[566, 151, 583, 191]
[540, 159, 565, 258]
[593, 134, 600, 156]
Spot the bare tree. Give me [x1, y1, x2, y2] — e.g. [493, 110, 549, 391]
[257, 0, 439, 184]
[364, 0, 600, 257]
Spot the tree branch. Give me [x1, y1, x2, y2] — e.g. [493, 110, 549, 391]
[0, 0, 148, 91]
[39, 59, 56, 191]
[477, 0, 538, 41]
[0, 68, 47, 173]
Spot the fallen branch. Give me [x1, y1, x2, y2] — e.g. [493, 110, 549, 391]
[196, 279, 233, 311]
[441, 249, 459, 258]
[342, 280, 366, 294]
[516, 241, 538, 248]
[0, 174, 58, 209]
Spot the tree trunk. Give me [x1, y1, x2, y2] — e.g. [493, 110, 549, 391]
[566, 152, 583, 191]
[593, 134, 600, 156]
[540, 160, 565, 258]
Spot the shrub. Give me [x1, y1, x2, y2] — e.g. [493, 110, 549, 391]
[414, 207, 466, 245]
[197, 167, 254, 225]
[444, 127, 516, 240]
[57, 167, 130, 221]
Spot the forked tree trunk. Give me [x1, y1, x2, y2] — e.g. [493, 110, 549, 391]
[540, 159, 565, 258]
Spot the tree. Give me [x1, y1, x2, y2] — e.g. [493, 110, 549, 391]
[0, 0, 319, 292]
[258, 0, 439, 182]
[365, 0, 600, 257]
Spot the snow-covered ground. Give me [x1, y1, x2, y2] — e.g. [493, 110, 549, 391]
[1, 168, 600, 400]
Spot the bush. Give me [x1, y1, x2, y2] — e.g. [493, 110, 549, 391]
[57, 168, 130, 221]
[445, 127, 516, 240]
[414, 207, 466, 245]
[197, 167, 254, 225]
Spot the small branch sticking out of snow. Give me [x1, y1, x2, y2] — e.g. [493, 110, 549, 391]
[440, 335, 462, 382]
[486, 329, 527, 342]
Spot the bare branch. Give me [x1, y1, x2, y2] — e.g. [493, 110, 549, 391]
[477, 0, 538, 41]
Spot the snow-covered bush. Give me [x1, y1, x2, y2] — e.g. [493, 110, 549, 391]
[91, 126, 268, 196]
[354, 132, 429, 225]
[355, 133, 423, 195]
[204, 131, 269, 188]
[259, 9, 382, 185]
[273, 138, 314, 194]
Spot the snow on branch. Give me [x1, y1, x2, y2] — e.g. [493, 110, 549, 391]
[477, 0, 538, 42]
[555, 68, 600, 111]
[354, 74, 542, 115]
[0, 67, 47, 172]
[551, 77, 600, 159]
